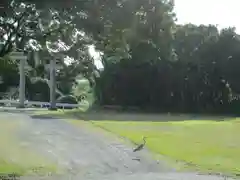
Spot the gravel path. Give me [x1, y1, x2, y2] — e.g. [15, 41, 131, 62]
[0, 111, 236, 180]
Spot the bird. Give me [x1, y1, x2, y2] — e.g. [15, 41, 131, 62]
[133, 136, 147, 152]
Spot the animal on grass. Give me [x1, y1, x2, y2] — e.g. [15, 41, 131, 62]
[133, 136, 147, 152]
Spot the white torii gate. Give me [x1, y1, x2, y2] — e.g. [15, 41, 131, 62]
[49, 56, 57, 110]
[9, 51, 27, 108]
[9, 51, 58, 109]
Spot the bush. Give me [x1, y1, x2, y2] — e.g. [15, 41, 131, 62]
[0, 56, 19, 93]
[56, 95, 78, 109]
[27, 78, 50, 101]
[56, 95, 78, 104]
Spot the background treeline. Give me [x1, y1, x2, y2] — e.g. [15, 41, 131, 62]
[1, 0, 240, 113]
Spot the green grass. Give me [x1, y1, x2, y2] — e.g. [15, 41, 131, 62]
[36, 109, 240, 175]
[0, 119, 57, 176]
[90, 118, 240, 175]
[33, 108, 85, 118]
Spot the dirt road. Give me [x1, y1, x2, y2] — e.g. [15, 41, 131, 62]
[0, 111, 234, 180]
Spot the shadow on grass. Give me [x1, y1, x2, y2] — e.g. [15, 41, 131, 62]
[57, 110, 240, 122]
[0, 108, 32, 114]
[0, 108, 48, 115]
[31, 114, 62, 120]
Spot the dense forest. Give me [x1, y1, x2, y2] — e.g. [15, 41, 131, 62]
[1, 0, 240, 114]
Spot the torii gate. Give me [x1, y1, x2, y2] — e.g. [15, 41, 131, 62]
[9, 50, 57, 109]
[9, 51, 27, 108]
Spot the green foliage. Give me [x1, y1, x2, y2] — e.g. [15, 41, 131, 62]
[95, 22, 240, 113]
[0, 56, 19, 93]
[1, 0, 240, 114]
[56, 95, 78, 104]
[27, 78, 49, 101]
[72, 77, 93, 102]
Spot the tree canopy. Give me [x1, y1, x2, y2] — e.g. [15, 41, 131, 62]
[1, 0, 240, 114]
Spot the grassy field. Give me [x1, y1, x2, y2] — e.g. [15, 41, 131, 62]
[0, 119, 57, 176]
[35, 110, 240, 176]
[89, 116, 240, 176]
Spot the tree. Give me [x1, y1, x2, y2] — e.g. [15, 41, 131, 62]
[0, 55, 19, 93]
[2, 0, 240, 114]
[0, 0, 97, 102]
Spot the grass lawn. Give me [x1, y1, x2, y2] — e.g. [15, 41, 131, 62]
[0, 119, 57, 176]
[35, 109, 240, 176]
[90, 117, 240, 176]
[33, 108, 85, 118]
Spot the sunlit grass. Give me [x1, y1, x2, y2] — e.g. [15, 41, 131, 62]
[38, 108, 240, 175]
[0, 119, 57, 175]
[91, 118, 240, 175]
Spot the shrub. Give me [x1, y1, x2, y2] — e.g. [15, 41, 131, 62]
[56, 95, 78, 104]
[27, 78, 50, 101]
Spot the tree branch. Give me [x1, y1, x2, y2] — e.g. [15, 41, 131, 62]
[0, 12, 26, 56]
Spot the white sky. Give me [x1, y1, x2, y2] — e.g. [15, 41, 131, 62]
[174, 0, 240, 33]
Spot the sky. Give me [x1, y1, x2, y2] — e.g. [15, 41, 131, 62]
[174, 0, 240, 33]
